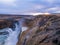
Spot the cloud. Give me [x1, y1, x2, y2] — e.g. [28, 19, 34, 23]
[0, 0, 60, 14]
[46, 7, 60, 11]
[45, 7, 60, 13]
[54, 11, 60, 13]
[0, 0, 17, 6]
[33, 5, 45, 10]
[0, 8, 20, 14]
[42, 0, 55, 3]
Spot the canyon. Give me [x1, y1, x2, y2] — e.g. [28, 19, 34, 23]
[0, 14, 60, 45]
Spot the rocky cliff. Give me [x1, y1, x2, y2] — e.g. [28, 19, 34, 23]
[17, 15, 60, 45]
[0, 19, 18, 31]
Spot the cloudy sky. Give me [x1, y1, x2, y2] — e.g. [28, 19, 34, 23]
[0, 0, 60, 14]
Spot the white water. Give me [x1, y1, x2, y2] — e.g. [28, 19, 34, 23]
[22, 27, 28, 32]
[5, 23, 20, 45]
[0, 18, 29, 45]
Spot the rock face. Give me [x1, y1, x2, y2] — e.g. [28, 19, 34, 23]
[17, 15, 60, 45]
[0, 19, 17, 30]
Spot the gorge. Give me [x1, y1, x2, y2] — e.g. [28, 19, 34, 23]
[0, 14, 60, 45]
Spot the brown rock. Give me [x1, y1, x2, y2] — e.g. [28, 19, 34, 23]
[17, 15, 60, 45]
[0, 19, 16, 29]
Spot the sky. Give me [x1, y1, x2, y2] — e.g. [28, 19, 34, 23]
[0, 0, 60, 14]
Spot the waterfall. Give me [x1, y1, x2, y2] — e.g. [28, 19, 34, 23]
[0, 19, 22, 45]
[0, 18, 29, 45]
[5, 23, 20, 45]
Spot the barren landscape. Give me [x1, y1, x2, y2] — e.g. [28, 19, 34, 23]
[0, 14, 60, 45]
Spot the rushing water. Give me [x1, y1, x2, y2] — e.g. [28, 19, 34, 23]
[0, 19, 22, 45]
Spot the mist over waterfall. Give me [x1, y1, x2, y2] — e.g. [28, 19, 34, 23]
[0, 19, 23, 45]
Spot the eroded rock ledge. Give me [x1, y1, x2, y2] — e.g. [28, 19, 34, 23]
[0, 19, 17, 29]
[17, 15, 60, 45]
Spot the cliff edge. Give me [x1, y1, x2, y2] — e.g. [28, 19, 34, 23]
[17, 15, 60, 45]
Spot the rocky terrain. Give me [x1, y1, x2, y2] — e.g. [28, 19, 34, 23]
[0, 14, 60, 45]
[17, 15, 60, 45]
